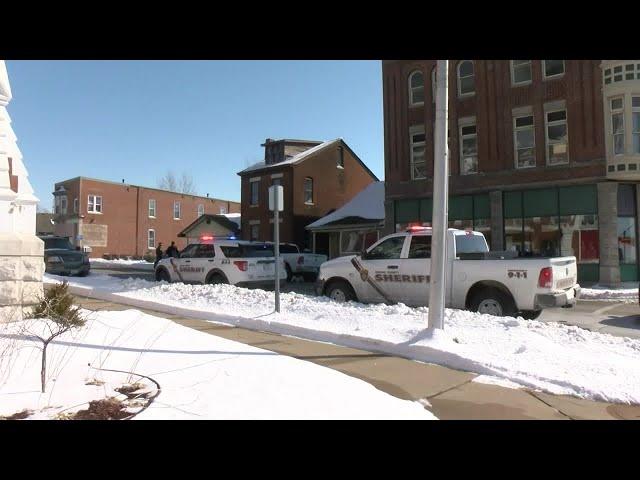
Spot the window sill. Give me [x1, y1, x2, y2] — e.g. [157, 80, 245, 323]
[87, 211, 103, 215]
[511, 81, 532, 87]
[543, 73, 565, 81]
[409, 102, 425, 108]
[149, 216, 156, 219]
[458, 92, 476, 99]
[304, 202, 315, 206]
[173, 218, 181, 221]
[249, 204, 259, 208]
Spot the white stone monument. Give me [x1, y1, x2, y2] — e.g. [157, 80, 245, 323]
[0, 60, 44, 322]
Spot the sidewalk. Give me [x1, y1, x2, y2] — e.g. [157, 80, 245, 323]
[69, 294, 640, 420]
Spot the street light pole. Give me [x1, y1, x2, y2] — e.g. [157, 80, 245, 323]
[428, 60, 449, 330]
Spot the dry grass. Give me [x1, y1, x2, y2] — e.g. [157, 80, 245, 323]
[70, 398, 130, 420]
[0, 409, 34, 420]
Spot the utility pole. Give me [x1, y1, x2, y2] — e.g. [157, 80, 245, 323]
[428, 60, 449, 330]
[269, 185, 283, 313]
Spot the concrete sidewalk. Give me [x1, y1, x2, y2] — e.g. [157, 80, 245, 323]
[71, 294, 640, 420]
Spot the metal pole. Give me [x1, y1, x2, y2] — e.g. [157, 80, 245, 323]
[428, 60, 449, 330]
[274, 197, 281, 313]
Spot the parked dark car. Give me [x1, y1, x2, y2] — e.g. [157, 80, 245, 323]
[38, 235, 90, 276]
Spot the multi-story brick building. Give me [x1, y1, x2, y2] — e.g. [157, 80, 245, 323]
[237, 138, 378, 253]
[383, 60, 640, 284]
[51, 177, 240, 258]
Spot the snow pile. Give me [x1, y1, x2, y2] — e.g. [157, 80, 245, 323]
[0, 309, 435, 420]
[90, 258, 154, 271]
[45, 273, 640, 405]
[580, 283, 638, 302]
[307, 181, 384, 229]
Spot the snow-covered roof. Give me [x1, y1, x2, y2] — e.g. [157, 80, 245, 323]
[307, 181, 385, 230]
[238, 138, 343, 174]
[222, 213, 241, 228]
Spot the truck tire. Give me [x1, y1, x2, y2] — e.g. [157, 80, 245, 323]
[520, 310, 542, 320]
[156, 268, 171, 283]
[470, 288, 516, 317]
[206, 273, 227, 285]
[326, 280, 356, 303]
[285, 263, 293, 282]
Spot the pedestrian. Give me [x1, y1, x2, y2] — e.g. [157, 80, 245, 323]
[154, 242, 163, 268]
[166, 241, 180, 258]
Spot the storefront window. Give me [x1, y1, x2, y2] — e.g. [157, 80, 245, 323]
[618, 217, 637, 265]
[504, 218, 524, 255]
[523, 216, 561, 257]
[559, 215, 599, 262]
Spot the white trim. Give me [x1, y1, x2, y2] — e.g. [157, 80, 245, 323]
[543, 60, 565, 80]
[148, 198, 156, 218]
[458, 118, 478, 175]
[510, 60, 532, 86]
[610, 96, 625, 157]
[270, 173, 283, 179]
[408, 70, 425, 107]
[87, 194, 102, 214]
[544, 108, 569, 165]
[173, 200, 181, 220]
[304, 177, 314, 205]
[147, 229, 156, 249]
[457, 60, 475, 97]
[197, 204, 205, 217]
[249, 176, 261, 182]
[633, 96, 640, 155]
[409, 124, 426, 180]
[513, 112, 536, 169]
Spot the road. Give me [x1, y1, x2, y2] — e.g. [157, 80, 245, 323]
[89, 265, 640, 339]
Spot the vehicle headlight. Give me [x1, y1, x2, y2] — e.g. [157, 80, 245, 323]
[47, 256, 63, 264]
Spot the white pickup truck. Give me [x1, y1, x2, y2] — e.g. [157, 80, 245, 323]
[267, 243, 327, 282]
[315, 227, 581, 319]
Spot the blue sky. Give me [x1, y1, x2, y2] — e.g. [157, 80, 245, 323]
[6, 60, 384, 210]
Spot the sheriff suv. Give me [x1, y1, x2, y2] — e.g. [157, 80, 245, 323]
[154, 239, 286, 288]
[315, 227, 581, 319]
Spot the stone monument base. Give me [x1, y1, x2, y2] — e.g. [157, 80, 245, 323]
[0, 233, 44, 323]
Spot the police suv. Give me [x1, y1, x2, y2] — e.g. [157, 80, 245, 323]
[315, 227, 581, 319]
[155, 238, 286, 287]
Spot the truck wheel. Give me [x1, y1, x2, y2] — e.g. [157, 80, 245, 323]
[206, 273, 227, 285]
[156, 268, 171, 283]
[326, 280, 356, 303]
[285, 263, 293, 282]
[520, 310, 542, 320]
[471, 288, 516, 317]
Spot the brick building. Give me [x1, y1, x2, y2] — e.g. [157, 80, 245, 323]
[237, 138, 378, 253]
[383, 60, 640, 284]
[52, 177, 240, 258]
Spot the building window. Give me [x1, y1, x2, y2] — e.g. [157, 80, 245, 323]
[514, 114, 536, 168]
[148, 199, 156, 218]
[73, 198, 78, 214]
[148, 229, 155, 250]
[197, 204, 204, 217]
[459, 121, 478, 175]
[511, 60, 532, 85]
[543, 60, 565, 78]
[431, 67, 436, 103]
[611, 97, 625, 156]
[457, 61, 475, 97]
[59, 196, 68, 215]
[250, 180, 259, 206]
[604, 63, 640, 85]
[88, 195, 102, 214]
[545, 109, 569, 165]
[173, 201, 181, 220]
[633, 96, 640, 154]
[304, 177, 314, 204]
[410, 125, 426, 180]
[220, 206, 227, 214]
[250, 223, 260, 241]
[408, 70, 424, 106]
[618, 185, 637, 272]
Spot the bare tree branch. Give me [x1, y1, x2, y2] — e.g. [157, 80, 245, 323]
[157, 170, 197, 194]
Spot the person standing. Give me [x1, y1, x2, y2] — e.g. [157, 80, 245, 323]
[154, 242, 163, 268]
[166, 241, 180, 258]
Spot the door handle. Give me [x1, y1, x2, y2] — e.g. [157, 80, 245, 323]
[208, 259, 214, 262]
[184, 260, 191, 263]
[387, 265, 399, 269]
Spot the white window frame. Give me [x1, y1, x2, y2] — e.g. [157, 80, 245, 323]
[408, 70, 425, 107]
[250, 180, 259, 206]
[173, 201, 181, 220]
[87, 195, 102, 214]
[197, 204, 204, 217]
[457, 60, 475, 97]
[458, 118, 478, 175]
[73, 197, 78, 214]
[60, 196, 68, 215]
[410, 125, 426, 180]
[510, 60, 532, 86]
[610, 97, 625, 157]
[219, 206, 227, 214]
[513, 111, 536, 169]
[604, 63, 640, 85]
[543, 60, 565, 80]
[147, 229, 155, 250]
[148, 199, 156, 218]
[304, 177, 314, 205]
[544, 108, 569, 165]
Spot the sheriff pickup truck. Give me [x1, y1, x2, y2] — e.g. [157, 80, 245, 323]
[155, 239, 286, 288]
[266, 243, 328, 282]
[315, 227, 581, 319]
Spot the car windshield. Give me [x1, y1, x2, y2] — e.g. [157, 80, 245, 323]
[220, 244, 274, 258]
[279, 244, 299, 254]
[43, 238, 74, 250]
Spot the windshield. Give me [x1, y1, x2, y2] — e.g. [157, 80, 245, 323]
[455, 234, 489, 255]
[220, 244, 274, 258]
[43, 238, 75, 251]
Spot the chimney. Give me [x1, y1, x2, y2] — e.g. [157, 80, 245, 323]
[262, 138, 283, 165]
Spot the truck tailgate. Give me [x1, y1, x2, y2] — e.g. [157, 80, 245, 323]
[549, 256, 577, 290]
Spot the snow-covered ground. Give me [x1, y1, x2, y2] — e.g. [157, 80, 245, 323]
[579, 283, 638, 302]
[90, 258, 154, 271]
[43, 273, 640, 405]
[0, 309, 435, 420]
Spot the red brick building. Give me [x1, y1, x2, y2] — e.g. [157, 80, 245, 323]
[52, 177, 240, 258]
[383, 60, 640, 284]
[237, 138, 378, 253]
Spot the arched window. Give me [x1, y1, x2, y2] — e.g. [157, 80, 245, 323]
[457, 60, 475, 97]
[408, 70, 424, 106]
[431, 67, 436, 103]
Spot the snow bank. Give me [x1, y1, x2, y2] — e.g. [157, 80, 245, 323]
[580, 283, 638, 302]
[0, 309, 435, 419]
[44, 273, 640, 405]
[90, 259, 154, 271]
